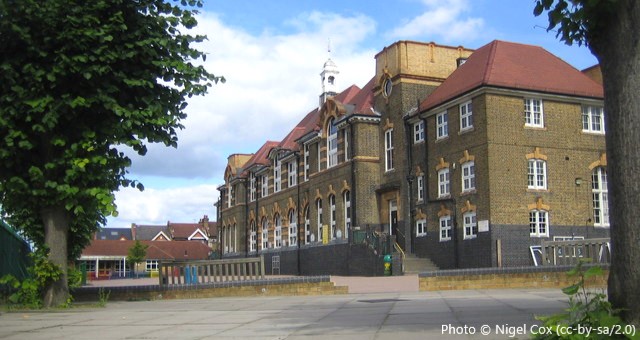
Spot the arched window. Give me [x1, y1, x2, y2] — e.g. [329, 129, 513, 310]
[343, 191, 351, 239]
[249, 220, 257, 252]
[261, 218, 269, 250]
[304, 205, 311, 244]
[274, 213, 282, 248]
[288, 209, 297, 246]
[316, 199, 323, 242]
[329, 194, 336, 239]
[231, 223, 236, 252]
[327, 118, 338, 168]
[592, 167, 609, 227]
[222, 225, 228, 253]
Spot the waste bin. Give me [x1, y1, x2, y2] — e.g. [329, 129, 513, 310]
[383, 255, 392, 276]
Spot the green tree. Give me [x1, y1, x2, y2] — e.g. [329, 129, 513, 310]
[0, 0, 223, 307]
[535, 0, 640, 326]
[127, 240, 148, 278]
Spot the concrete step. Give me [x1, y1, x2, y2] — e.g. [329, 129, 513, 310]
[403, 255, 439, 274]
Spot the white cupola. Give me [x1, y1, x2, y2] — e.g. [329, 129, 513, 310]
[319, 45, 339, 107]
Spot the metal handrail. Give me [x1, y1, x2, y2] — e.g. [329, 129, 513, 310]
[394, 242, 405, 273]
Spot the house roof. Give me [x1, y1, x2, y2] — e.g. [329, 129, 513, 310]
[349, 76, 376, 115]
[420, 40, 604, 112]
[95, 228, 132, 241]
[240, 140, 280, 175]
[80, 240, 211, 260]
[169, 223, 208, 240]
[232, 79, 376, 180]
[133, 224, 169, 241]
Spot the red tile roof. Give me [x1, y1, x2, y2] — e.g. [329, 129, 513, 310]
[235, 80, 376, 178]
[420, 40, 604, 111]
[169, 223, 206, 239]
[80, 240, 211, 260]
[349, 76, 376, 114]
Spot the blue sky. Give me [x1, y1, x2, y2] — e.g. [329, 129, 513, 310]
[106, 0, 597, 229]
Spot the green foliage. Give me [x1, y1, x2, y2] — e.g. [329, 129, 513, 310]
[534, 261, 632, 339]
[67, 266, 83, 289]
[0, 248, 62, 309]
[127, 240, 149, 276]
[0, 0, 222, 265]
[533, 0, 620, 46]
[97, 287, 110, 307]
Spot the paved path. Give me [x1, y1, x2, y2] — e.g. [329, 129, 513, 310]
[0, 288, 568, 339]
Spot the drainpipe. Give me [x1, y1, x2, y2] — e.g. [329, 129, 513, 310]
[294, 151, 302, 275]
[349, 119, 357, 240]
[245, 178, 250, 258]
[403, 114, 415, 254]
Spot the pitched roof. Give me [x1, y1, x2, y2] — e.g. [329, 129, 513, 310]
[80, 240, 211, 260]
[95, 228, 132, 241]
[240, 140, 280, 173]
[169, 223, 208, 240]
[133, 224, 169, 241]
[349, 76, 376, 115]
[420, 40, 604, 111]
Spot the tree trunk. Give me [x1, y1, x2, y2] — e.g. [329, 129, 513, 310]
[590, 0, 640, 327]
[41, 206, 70, 308]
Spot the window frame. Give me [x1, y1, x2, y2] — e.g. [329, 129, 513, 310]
[303, 144, 310, 181]
[527, 159, 547, 190]
[288, 160, 297, 187]
[316, 199, 323, 243]
[438, 168, 450, 197]
[413, 120, 425, 144]
[304, 206, 311, 244]
[261, 218, 269, 250]
[329, 194, 336, 239]
[249, 173, 256, 202]
[274, 214, 282, 248]
[385, 128, 394, 172]
[592, 167, 610, 227]
[261, 174, 268, 197]
[274, 159, 281, 193]
[417, 175, 424, 202]
[416, 219, 427, 237]
[524, 98, 544, 128]
[436, 111, 449, 139]
[582, 106, 605, 134]
[249, 220, 257, 252]
[439, 216, 452, 241]
[463, 211, 478, 239]
[461, 161, 476, 193]
[529, 209, 549, 237]
[288, 209, 297, 246]
[459, 100, 473, 131]
[327, 118, 338, 168]
[343, 191, 351, 239]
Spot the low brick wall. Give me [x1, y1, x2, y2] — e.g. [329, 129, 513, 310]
[419, 265, 609, 291]
[72, 276, 347, 302]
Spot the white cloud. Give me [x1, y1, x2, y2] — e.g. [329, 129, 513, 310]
[125, 11, 376, 181]
[108, 184, 219, 229]
[387, 0, 484, 43]
[110, 10, 377, 228]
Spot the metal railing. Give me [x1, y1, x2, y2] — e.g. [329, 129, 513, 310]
[540, 238, 610, 266]
[393, 242, 405, 273]
[352, 227, 391, 255]
[158, 256, 265, 286]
